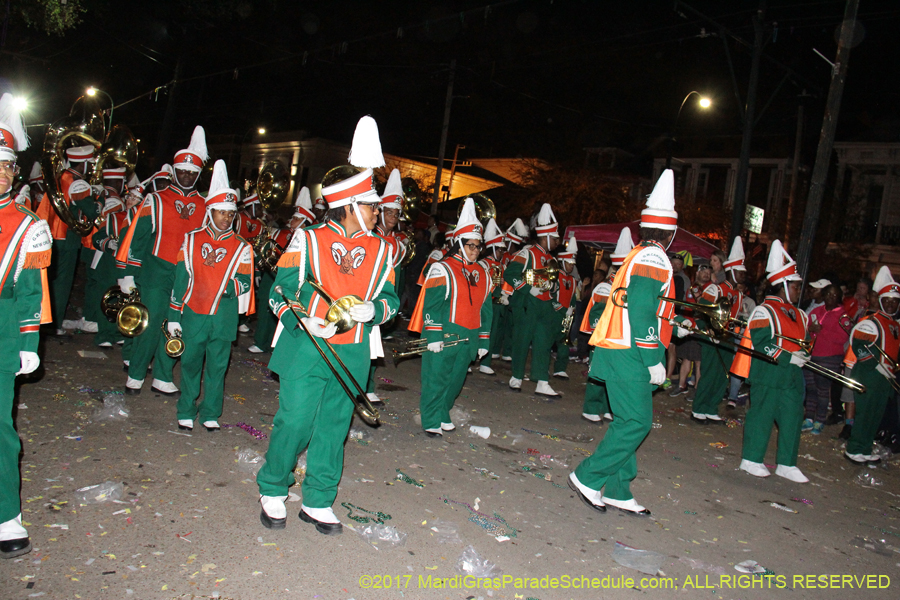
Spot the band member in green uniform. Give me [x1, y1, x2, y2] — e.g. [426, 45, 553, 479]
[552, 235, 579, 379]
[842, 266, 900, 465]
[257, 117, 398, 535]
[0, 94, 53, 559]
[477, 217, 505, 375]
[732, 240, 811, 483]
[568, 170, 680, 517]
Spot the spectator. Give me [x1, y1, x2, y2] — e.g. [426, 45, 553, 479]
[710, 250, 727, 285]
[801, 285, 852, 435]
[803, 279, 832, 314]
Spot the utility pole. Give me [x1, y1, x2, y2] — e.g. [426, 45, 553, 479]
[783, 91, 809, 245]
[795, 0, 859, 281]
[730, 0, 766, 240]
[431, 59, 456, 216]
[445, 144, 465, 202]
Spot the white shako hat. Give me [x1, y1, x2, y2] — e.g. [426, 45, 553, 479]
[322, 116, 385, 235]
[173, 126, 208, 172]
[379, 168, 403, 210]
[874, 266, 900, 300]
[102, 166, 126, 180]
[505, 218, 529, 245]
[641, 169, 678, 231]
[610, 227, 634, 267]
[765, 239, 801, 286]
[204, 159, 238, 214]
[0, 93, 28, 163]
[66, 144, 94, 163]
[534, 203, 560, 238]
[724, 236, 746, 272]
[483, 217, 504, 248]
[453, 197, 484, 242]
[68, 179, 92, 200]
[292, 186, 315, 224]
[314, 196, 326, 210]
[28, 161, 43, 184]
[558, 234, 578, 263]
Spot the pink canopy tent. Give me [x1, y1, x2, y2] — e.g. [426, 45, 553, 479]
[563, 221, 719, 260]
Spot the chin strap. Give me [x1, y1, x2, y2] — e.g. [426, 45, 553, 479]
[352, 200, 371, 236]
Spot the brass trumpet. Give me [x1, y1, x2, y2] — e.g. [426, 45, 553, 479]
[274, 285, 380, 425]
[524, 258, 559, 292]
[392, 334, 470, 360]
[161, 320, 185, 358]
[560, 312, 574, 346]
[100, 286, 149, 337]
[489, 264, 503, 287]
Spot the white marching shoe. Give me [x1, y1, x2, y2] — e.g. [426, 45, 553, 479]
[581, 413, 601, 422]
[259, 495, 287, 529]
[775, 465, 808, 483]
[534, 380, 560, 397]
[440, 422, 456, 431]
[151, 379, 179, 395]
[508, 376, 522, 391]
[478, 365, 495, 375]
[739, 459, 770, 478]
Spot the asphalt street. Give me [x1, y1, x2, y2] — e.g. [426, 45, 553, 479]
[0, 326, 897, 600]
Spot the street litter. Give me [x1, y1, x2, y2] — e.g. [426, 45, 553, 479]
[456, 545, 501, 577]
[855, 472, 884, 487]
[449, 407, 471, 427]
[235, 448, 266, 475]
[431, 520, 462, 544]
[91, 394, 129, 421]
[735, 560, 766, 574]
[469, 425, 491, 439]
[611, 541, 665, 576]
[356, 523, 407, 549]
[74, 481, 124, 504]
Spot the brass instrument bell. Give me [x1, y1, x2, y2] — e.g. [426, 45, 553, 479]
[307, 279, 365, 334]
[524, 258, 560, 292]
[161, 320, 185, 358]
[256, 161, 290, 212]
[456, 192, 496, 225]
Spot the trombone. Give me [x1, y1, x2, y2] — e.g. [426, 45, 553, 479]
[866, 343, 900, 393]
[392, 334, 469, 361]
[274, 285, 380, 425]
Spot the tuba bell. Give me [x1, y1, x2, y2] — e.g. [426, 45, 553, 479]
[256, 161, 290, 213]
[400, 177, 421, 223]
[457, 192, 496, 225]
[42, 95, 138, 237]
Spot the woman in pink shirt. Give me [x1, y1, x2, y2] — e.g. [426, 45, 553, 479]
[802, 284, 852, 434]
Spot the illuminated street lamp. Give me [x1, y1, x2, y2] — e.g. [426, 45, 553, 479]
[11, 96, 28, 112]
[665, 91, 712, 169]
[85, 86, 115, 129]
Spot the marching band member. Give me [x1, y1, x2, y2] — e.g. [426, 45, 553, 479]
[26, 162, 44, 211]
[234, 191, 265, 335]
[732, 240, 811, 483]
[504, 204, 562, 396]
[257, 117, 398, 535]
[365, 169, 407, 404]
[552, 234, 579, 379]
[842, 266, 900, 464]
[169, 160, 254, 432]
[410, 198, 492, 436]
[493, 218, 529, 362]
[249, 187, 317, 355]
[477, 217, 505, 375]
[690, 236, 746, 423]
[116, 126, 208, 396]
[579, 227, 632, 423]
[312, 195, 327, 224]
[0, 94, 53, 559]
[37, 144, 99, 335]
[568, 170, 679, 517]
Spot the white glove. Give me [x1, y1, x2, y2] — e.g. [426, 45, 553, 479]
[118, 275, 135, 294]
[566, 306, 575, 318]
[790, 351, 811, 368]
[107, 239, 118, 251]
[676, 325, 691, 338]
[349, 301, 375, 323]
[167, 321, 182, 338]
[477, 348, 488, 359]
[17, 351, 39, 376]
[529, 286, 542, 297]
[499, 294, 510, 306]
[648, 362, 666, 385]
[302, 316, 337, 339]
[876, 363, 894, 380]
[427, 341, 444, 353]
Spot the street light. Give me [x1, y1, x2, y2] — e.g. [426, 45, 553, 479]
[258, 128, 266, 135]
[85, 86, 115, 130]
[665, 91, 712, 169]
[11, 96, 28, 112]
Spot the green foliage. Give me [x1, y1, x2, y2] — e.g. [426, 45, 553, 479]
[16, 0, 87, 36]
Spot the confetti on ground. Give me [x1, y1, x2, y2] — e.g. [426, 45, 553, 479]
[223, 422, 268, 440]
[710, 442, 728, 449]
[440, 495, 518, 538]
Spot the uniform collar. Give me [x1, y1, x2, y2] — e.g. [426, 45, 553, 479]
[206, 224, 234, 241]
[0, 191, 11, 208]
[327, 219, 368, 239]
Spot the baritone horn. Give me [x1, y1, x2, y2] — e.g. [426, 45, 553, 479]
[456, 192, 496, 224]
[100, 285, 149, 337]
[161, 320, 185, 358]
[524, 258, 559, 292]
[249, 228, 284, 271]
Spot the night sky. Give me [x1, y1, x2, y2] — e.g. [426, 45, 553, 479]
[2, 0, 898, 175]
